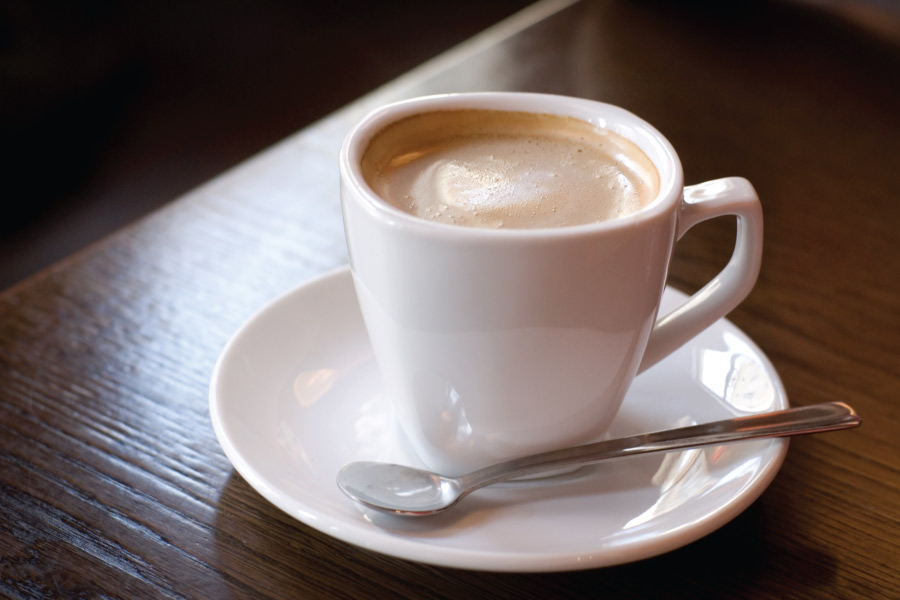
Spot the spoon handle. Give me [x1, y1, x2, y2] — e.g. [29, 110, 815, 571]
[461, 402, 860, 490]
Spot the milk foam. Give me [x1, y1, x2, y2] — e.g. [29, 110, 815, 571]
[362, 110, 659, 229]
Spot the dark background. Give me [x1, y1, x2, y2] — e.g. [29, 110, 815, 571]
[0, 0, 534, 289]
[2, 0, 897, 290]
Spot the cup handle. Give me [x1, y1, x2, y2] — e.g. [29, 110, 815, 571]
[638, 177, 764, 373]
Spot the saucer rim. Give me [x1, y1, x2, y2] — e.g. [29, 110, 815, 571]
[209, 266, 788, 572]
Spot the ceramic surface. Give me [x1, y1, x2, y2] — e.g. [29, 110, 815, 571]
[210, 267, 788, 572]
[340, 92, 764, 473]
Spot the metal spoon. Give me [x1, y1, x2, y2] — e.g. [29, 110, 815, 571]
[337, 402, 859, 516]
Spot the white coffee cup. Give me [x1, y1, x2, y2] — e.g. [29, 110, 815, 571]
[340, 92, 763, 474]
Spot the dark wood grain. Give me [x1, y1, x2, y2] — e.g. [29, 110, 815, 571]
[1, 0, 898, 598]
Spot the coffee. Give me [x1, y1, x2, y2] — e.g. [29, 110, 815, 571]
[361, 109, 660, 229]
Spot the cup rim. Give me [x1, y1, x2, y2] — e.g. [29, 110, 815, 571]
[340, 92, 684, 239]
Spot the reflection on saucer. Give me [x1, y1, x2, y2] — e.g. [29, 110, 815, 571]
[695, 332, 777, 413]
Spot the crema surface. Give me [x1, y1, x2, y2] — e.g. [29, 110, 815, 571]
[361, 110, 660, 229]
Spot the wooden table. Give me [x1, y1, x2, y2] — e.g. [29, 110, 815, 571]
[2, 0, 898, 597]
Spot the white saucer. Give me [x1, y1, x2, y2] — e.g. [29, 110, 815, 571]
[210, 267, 788, 572]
